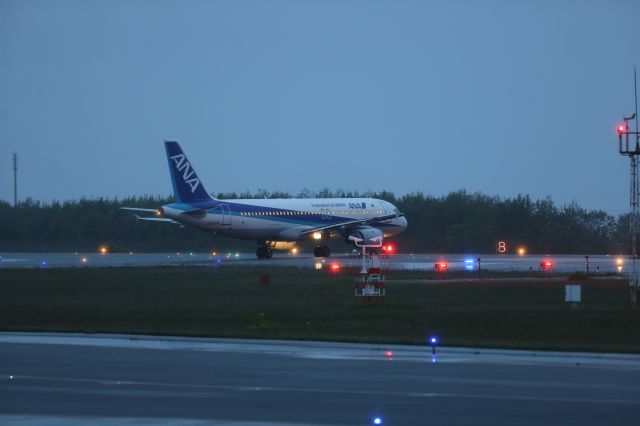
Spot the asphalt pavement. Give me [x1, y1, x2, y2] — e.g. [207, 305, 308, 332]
[1, 333, 639, 425]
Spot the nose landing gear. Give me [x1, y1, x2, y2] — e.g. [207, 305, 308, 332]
[313, 246, 331, 258]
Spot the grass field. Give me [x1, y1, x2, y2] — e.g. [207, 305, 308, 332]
[1, 266, 639, 352]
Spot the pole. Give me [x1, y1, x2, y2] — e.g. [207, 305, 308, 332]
[585, 255, 589, 274]
[635, 66, 640, 303]
[12, 153, 17, 207]
[634, 65, 638, 143]
[630, 155, 639, 304]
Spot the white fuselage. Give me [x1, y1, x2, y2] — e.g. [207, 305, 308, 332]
[162, 197, 407, 243]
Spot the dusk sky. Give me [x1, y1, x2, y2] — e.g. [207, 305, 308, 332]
[1, 0, 639, 214]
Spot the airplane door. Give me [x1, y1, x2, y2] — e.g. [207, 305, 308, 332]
[220, 204, 231, 226]
[209, 204, 231, 227]
[383, 206, 391, 223]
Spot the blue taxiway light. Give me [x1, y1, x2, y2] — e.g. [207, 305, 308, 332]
[464, 258, 475, 270]
[429, 335, 439, 355]
[373, 417, 382, 425]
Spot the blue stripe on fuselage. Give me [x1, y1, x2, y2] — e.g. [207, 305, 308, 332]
[164, 200, 400, 229]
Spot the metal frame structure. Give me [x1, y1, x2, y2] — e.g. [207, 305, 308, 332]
[617, 115, 640, 304]
[353, 245, 389, 302]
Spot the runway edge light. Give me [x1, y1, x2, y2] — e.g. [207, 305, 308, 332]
[429, 335, 439, 355]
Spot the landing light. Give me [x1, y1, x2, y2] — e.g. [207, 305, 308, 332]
[291, 248, 298, 255]
[616, 257, 623, 266]
[517, 247, 526, 256]
[373, 417, 382, 425]
[312, 232, 322, 240]
[99, 246, 108, 254]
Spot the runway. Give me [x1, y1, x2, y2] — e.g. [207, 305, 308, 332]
[1, 333, 639, 425]
[0, 252, 627, 273]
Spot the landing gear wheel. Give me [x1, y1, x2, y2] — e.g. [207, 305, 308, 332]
[256, 246, 267, 259]
[265, 248, 273, 259]
[313, 246, 331, 257]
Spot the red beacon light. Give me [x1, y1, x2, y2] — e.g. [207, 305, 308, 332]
[617, 125, 626, 134]
[539, 259, 554, 271]
[329, 262, 341, 273]
[434, 261, 448, 272]
[382, 244, 395, 254]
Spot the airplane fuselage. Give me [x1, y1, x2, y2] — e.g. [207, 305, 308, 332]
[162, 197, 407, 242]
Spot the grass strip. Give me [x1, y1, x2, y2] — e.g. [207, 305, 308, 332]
[1, 266, 638, 353]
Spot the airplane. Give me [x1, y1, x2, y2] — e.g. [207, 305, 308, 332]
[121, 141, 407, 259]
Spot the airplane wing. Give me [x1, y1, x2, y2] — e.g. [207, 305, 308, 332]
[299, 212, 403, 235]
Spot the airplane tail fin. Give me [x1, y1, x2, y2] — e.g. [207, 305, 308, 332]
[164, 141, 214, 204]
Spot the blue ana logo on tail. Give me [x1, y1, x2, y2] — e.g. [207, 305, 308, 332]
[170, 154, 200, 193]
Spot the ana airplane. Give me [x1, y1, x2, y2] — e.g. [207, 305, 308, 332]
[122, 141, 407, 259]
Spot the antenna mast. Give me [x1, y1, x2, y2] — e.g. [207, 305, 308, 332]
[12, 153, 18, 207]
[616, 66, 640, 304]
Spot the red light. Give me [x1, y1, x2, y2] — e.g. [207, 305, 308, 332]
[330, 263, 341, 272]
[546, 261, 553, 266]
[434, 261, 448, 272]
[385, 244, 394, 253]
[618, 125, 625, 134]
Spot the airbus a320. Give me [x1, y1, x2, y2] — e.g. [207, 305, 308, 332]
[122, 141, 407, 259]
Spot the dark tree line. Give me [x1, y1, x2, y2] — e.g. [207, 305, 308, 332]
[0, 190, 627, 254]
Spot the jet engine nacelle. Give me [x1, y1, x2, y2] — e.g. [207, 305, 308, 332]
[347, 227, 384, 247]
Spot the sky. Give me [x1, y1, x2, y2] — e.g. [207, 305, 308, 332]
[1, 0, 639, 214]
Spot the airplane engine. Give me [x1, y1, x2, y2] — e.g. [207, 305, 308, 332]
[347, 227, 384, 247]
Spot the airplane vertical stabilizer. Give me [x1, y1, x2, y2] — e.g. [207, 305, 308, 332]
[164, 141, 214, 204]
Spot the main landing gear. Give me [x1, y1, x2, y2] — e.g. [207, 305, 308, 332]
[313, 246, 331, 258]
[256, 241, 273, 259]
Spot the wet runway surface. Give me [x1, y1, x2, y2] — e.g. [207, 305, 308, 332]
[0, 252, 628, 273]
[1, 333, 639, 425]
